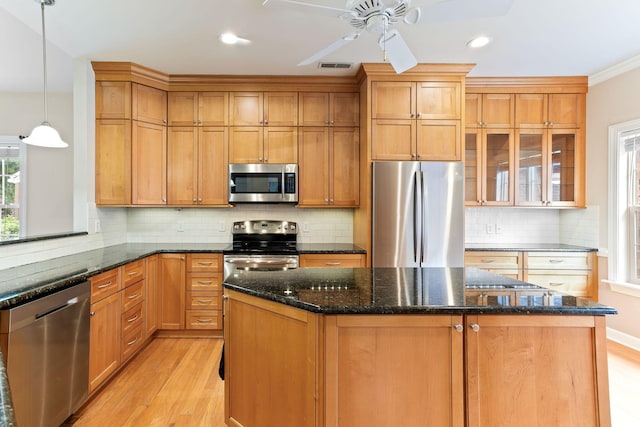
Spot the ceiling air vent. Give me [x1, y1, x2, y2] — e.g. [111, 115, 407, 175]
[318, 62, 353, 69]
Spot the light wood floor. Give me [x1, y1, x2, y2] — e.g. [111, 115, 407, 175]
[68, 337, 640, 427]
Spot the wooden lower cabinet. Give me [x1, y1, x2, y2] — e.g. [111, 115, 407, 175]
[158, 253, 186, 329]
[225, 291, 611, 427]
[89, 290, 121, 394]
[144, 254, 159, 338]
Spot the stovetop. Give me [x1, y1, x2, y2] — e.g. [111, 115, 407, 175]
[229, 220, 298, 254]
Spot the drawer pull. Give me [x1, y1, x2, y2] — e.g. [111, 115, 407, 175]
[127, 315, 139, 323]
[97, 282, 112, 289]
[197, 280, 214, 285]
[549, 259, 564, 264]
[549, 282, 565, 286]
[196, 318, 213, 323]
[325, 262, 341, 266]
[127, 337, 138, 346]
[128, 271, 138, 276]
[481, 259, 496, 263]
[197, 299, 213, 303]
[128, 294, 140, 299]
[197, 261, 213, 265]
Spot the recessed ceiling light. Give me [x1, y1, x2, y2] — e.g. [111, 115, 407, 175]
[467, 36, 492, 49]
[219, 32, 251, 45]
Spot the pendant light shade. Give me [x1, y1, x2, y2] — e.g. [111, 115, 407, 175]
[22, 0, 68, 148]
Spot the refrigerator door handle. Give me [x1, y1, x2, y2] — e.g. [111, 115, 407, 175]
[414, 170, 422, 264]
[420, 170, 427, 264]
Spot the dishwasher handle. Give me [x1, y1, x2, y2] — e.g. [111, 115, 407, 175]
[35, 296, 80, 321]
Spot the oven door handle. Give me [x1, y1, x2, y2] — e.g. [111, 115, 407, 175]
[225, 259, 297, 268]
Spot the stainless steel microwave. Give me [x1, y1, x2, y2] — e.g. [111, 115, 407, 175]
[228, 163, 298, 203]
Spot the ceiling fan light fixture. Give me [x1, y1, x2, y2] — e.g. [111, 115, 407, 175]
[23, 0, 68, 149]
[219, 32, 251, 45]
[467, 35, 492, 48]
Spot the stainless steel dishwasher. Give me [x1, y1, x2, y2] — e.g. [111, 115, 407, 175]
[0, 281, 90, 427]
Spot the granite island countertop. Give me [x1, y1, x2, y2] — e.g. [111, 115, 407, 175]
[465, 243, 597, 252]
[223, 267, 617, 315]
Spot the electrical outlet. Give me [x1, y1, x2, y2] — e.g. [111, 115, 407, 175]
[177, 221, 184, 232]
[218, 221, 226, 232]
[302, 222, 310, 232]
[495, 224, 503, 234]
[94, 219, 101, 233]
[486, 224, 494, 234]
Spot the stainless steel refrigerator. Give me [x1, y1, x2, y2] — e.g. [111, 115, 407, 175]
[372, 161, 464, 268]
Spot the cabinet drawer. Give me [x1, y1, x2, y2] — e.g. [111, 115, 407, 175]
[90, 269, 121, 303]
[524, 252, 590, 270]
[121, 280, 145, 312]
[524, 272, 590, 296]
[187, 273, 222, 291]
[187, 254, 222, 272]
[465, 251, 522, 269]
[122, 302, 144, 335]
[188, 291, 222, 310]
[300, 254, 365, 268]
[123, 259, 145, 287]
[122, 324, 145, 361]
[186, 310, 222, 330]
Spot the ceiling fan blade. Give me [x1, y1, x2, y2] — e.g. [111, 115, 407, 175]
[379, 30, 417, 74]
[262, 0, 351, 17]
[422, 0, 514, 22]
[297, 33, 359, 66]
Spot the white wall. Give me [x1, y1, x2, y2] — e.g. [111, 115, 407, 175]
[587, 66, 640, 345]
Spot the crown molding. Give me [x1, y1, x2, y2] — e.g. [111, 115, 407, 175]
[589, 54, 640, 86]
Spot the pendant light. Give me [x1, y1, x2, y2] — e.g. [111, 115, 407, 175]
[22, 0, 68, 148]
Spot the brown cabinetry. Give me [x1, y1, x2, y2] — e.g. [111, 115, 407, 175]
[186, 253, 223, 330]
[371, 80, 462, 161]
[298, 126, 359, 207]
[464, 251, 522, 280]
[515, 93, 584, 129]
[298, 92, 359, 127]
[230, 91, 298, 126]
[465, 93, 514, 128]
[131, 121, 167, 204]
[229, 126, 297, 164]
[167, 91, 228, 126]
[158, 253, 186, 330]
[132, 83, 167, 125]
[299, 253, 365, 268]
[144, 254, 159, 338]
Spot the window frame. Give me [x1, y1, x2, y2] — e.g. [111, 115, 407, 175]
[0, 136, 26, 239]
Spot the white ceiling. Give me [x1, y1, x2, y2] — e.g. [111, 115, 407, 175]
[1, 0, 640, 93]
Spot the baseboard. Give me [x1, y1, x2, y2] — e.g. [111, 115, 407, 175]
[607, 327, 640, 352]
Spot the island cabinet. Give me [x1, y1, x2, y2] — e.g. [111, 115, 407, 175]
[370, 80, 462, 161]
[298, 92, 359, 127]
[299, 253, 365, 268]
[167, 91, 228, 126]
[298, 126, 359, 207]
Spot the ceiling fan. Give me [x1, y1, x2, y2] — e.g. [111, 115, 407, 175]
[262, 0, 514, 74]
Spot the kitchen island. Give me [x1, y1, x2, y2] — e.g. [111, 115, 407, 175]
[223, 267, 616, 427]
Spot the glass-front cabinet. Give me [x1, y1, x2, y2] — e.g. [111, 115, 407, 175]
[515, 128, 582, 207]
[465, 128, 514, 206]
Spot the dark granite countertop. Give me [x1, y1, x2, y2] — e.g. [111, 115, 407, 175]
[223, 267, 617, 315]
[465, 243, 597, 252]
[296, 243, 366, 254]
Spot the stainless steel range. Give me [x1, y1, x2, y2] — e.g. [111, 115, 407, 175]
[224, 220, 299, 278]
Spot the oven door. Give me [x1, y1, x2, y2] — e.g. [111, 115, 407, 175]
[224, 254, 299, 278]
[228, 163, 298, 203]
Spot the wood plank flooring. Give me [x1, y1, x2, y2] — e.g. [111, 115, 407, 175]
[67, 337, 640, 427]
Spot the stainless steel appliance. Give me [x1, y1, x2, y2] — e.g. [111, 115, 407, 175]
[0, 281, 90, 427]
[228, 163, 298, 203]
[224, 220, 299, 278]
[372, 161, 464, 267]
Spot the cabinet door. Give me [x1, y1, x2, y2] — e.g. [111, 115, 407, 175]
[548, 128, 582, 207]
[230, 92, 263, 126]
[481, 93, 514, 128]
[483, 129, 514, 205]
[515, 94, 547, 128]
[199, 92, 229, 126]
[515, 129, 545, 206]
[167, 92, 198, 126]
[229, 127, 263, 163]
[298, 127, 329, 206]
[464, 130, 482, 205]
[371, 81, 415, 119]
[416, 119, 461, 161]
[198, 127, 229, 205]
[96, 119, 131, 205]
[299, 92, 329, 126]
[132, 121, 167, 204]
[132, 83, 167, 125]
[89, 292, 121, 393]
[371, 119, 415, 160]
[144, 255, 158, 339]
[158, 254, 185, 330]
[96, 81, 131, 119]
[167, 127, 197, 205]
[465, 315, 606, 427]
[465, 94, 482, 128]
[264, 127, 298, 164]
[330, 127, 359, 207]
[330, 92, 359, 127]
[547, 93, 583, 129]
[324, 315, 464, 427]
[264, 92, 298, 126]
[416, 81, 460, 120]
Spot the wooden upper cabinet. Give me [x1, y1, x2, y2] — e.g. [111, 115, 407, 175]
[132, 83, 167, 125]
[416, 119, 461, 161]
[230, 92, 298, 126]
[371, 81, 415, 119]
[132, 121, 167, 205]
[264, 127, 298, 163]
[515, 93, 584, 129]
[96, 81, 131, 119]
[299, 92, 359, 126]
[466, 93, 514, 128]
[167, 92, 228, 126]
[229, 126, 297, 164]
[415, 81, 461, 120]
[96, 119, 132, 205]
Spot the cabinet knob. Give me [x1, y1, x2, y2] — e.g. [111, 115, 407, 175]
[198, 120, 203, 124]
[324, 198, 329, 203]
[198, 198, 202, 202]
[193, 198, 197, 202]
[325, 120, 330, 125]
[416, 112, 422, 118]
[90, 311, 95, 316]
[264, 120, 269, 125]
[163, 119, 167, 124]
[453, 324, 463, 333]
[259, 120, 264, 124]
[470, 323, 480, 332]
[329, 120, 334, 125]
[162, 198, 167, 203]
[193, 120, 197, 125]
[410, 113, 415, 118]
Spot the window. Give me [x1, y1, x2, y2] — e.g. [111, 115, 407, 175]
[609, 120, 640, 287]
[0, 138, 22, 240]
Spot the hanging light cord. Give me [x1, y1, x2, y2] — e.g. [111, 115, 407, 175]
[40, 0, 49, 124]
